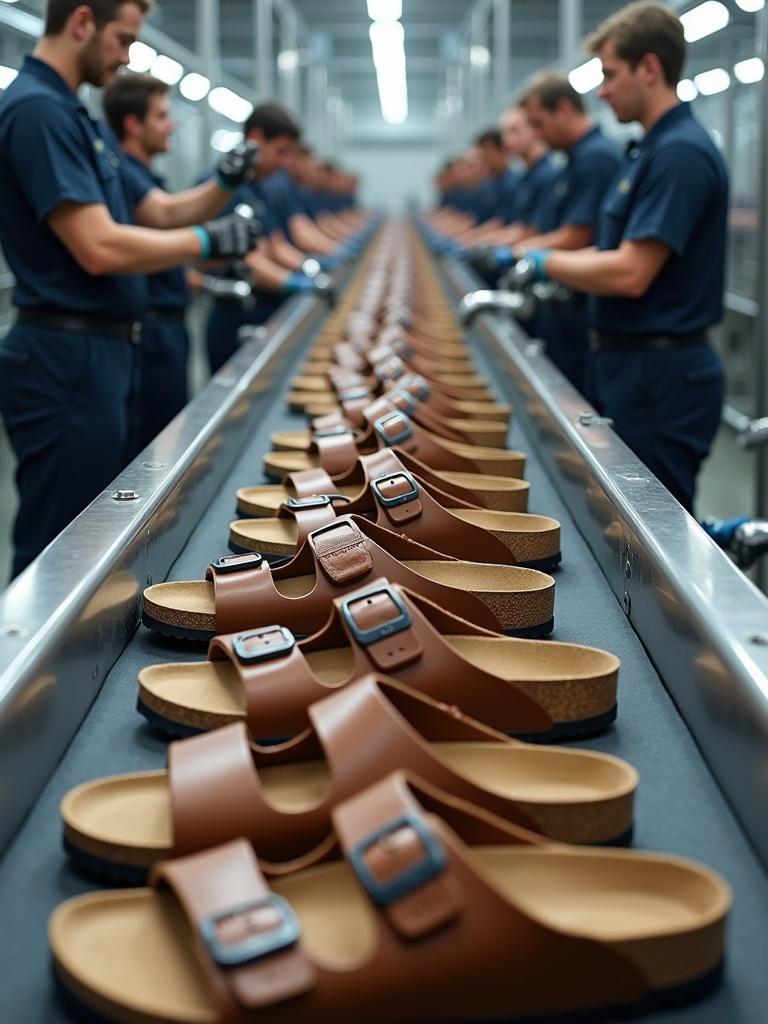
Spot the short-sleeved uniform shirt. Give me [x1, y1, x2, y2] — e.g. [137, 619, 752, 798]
[260, 170, 304, 242]
[508, 153, 561, 230]
[487, 165, 523, 223]
[0, 56, 149, 319]
[122, 154, 188, 310]
[593, 103, 728, 335]
[539, 125, 622, 233]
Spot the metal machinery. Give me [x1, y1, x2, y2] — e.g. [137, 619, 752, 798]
[0, 233, 768, 1021]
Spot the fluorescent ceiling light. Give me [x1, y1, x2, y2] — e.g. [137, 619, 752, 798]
[179, 72, 210, 101]
[277, 49, 299, 71]
[735, 0, 764, 11]
[569, 57, 603, 94]
[127, 41, 156, 73]
[0, 65, 17, 89]
[209, 86, 254, 123]
[367, 0, 402, 20]
[211, 128, 242, 152]
[734, 57, 764, 84]
[151, 54, 184, 85]
[470, 45, 490, 67]
[694, 67, 731, 95]
[680, 2, 729, 44]
[369, 20, 408, 124]
[677, 78, 698, 101]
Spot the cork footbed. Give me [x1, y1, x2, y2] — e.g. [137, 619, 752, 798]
[50, 846, 729, 1024]
[301, 398, 514, 427]
[291, 373, 491, 395]
[142, 563, 554, 636]
[228, 511, 560, 565]
[262, 443, 526, 481]
[137, 635, 617, 736]
[270, 418, 509, 451]
[236, 474, 531, 517]
[62, 743, 638, 870]
[301, 358, 478, 377]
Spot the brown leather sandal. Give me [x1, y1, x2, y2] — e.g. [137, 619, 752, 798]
[138, 579, 612, 742]
[237, 450, 531, 517]
[142, 517, 555, 644]
[51, 773, 730, 1024]
[229, 449, 560, 571]
[62, 674, 638, 882]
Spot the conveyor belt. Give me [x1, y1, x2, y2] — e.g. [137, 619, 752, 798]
[1, 250, 768, 1023]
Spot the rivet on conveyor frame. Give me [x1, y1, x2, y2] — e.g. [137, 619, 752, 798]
[525, 341, 545, 357]
[111, 490, 140, 502]
[0, 623, 31, 639]
[578, 411, 614, 428]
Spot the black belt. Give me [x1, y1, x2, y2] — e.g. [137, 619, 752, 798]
[16, 309, 141, 344]
[144, 307, 186, 321]
[590, 330, 706, 352]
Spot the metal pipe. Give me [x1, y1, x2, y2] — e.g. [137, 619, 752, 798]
[559, 0, 582, 68]
[755, 5, 768, 585]
[196, 0, 219, 167]
[255, 0, 274, 98]
[492, 0, 510, 113]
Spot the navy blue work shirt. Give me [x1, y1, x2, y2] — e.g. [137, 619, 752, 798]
[0, 56, 148, 319]
[540, 125, 621, 232]
[122, 154, 188, 310]
[487, 165, 523, 223]
[260, 170, 304, 239]
[510, 153, 561, 230]
[593, 103, 728, 335]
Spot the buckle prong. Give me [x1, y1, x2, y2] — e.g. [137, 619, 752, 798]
[350, 812, 447, 906]
[340, 583, 412, 645]
[232, 626, 295, 664]
[200, 894, 300, 967]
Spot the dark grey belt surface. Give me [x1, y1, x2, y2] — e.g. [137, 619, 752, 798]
[144, 307, 187, 321]
[16, 309, 142, 344]
[590, 329, 707, 352]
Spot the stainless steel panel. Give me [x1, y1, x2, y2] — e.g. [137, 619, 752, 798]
[442, 258, 768, 869]
[0, 290, 330, 852]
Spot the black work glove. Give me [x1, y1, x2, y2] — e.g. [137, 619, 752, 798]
[216, 140, 260, 188]
[198, 212, 262, 258]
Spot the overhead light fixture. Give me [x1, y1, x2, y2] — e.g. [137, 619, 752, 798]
[127, 41, 156, 73]
[734, 57, 764, 84]
[211, 128, 242, 152]
[680, 2, 729, 44]
[694, 67, 731, 95]
[150, 54, 184, 85]
[569, 57, 604, 94]
[367, 0, 402, 20]
[0, 65, 17, 89]
[735, 0, 764, 11]
[470, 45, 490, 67]
[677, 78, 698, 101]
[369, 20, 408, 124]
[277, 49, 299, 71]
[179, 72, 210, 101]
[209, 86, 254, 123]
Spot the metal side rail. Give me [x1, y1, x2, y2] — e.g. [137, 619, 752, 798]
[441, 256, 768, 870]
[0, 279, 345, 853]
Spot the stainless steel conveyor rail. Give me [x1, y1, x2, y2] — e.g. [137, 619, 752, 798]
[1, 245, 768, 1023]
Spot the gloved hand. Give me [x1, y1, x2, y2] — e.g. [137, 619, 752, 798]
[466, 245, 515, 278]
[194, 212, 262, 259]
[502, 250, 551, 289]
[216, 140, 260, 189]
[281, 271, 336, 305]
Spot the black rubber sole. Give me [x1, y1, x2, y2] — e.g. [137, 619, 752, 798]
[136, 696, 291, 748]
[510, 702, 618, 744]
[55, 960, 725, 1024]
[63, 835, 151, 887]
[504, 616, 554, 639]
[141, 609, 211, 644]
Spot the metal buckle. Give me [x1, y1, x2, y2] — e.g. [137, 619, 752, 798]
[200, 894, 300, 967]
[371, 471, 420, 509]
[374, 412, 413, 448]
[285, 494, 351, 510]
[350, 811, 447, 906]
[340, 583, 412, 645]
[338, 385, 370, 402]
[314, 425, 352, 439]
[232, 626, 295, 664]
[401, 374, 430, 402]
[210, 552, 263, 574]
[374, 356, 405, 382]
[129, 322, 142, 346]
[389, 388, 417, 415]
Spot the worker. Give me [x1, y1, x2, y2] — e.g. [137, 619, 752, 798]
[104, 73, 190, 451]
[0, 0, 260, 577]
[505, 1, 727, 513]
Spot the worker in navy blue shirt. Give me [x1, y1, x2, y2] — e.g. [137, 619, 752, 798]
[506, 1, 726, 513]
[0, 0, 261, 578]
[104, 73, 191, 451]
[515, 73, 622, 389]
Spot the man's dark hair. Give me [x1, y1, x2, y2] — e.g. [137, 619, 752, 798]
[475, 128, 503, 148]
[103, 73, 168, 140]
[519, 71, 585, 113]
[45, 0, 152, 36]
[243, 102, 301, 141]
[586, 1, 686, 87]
